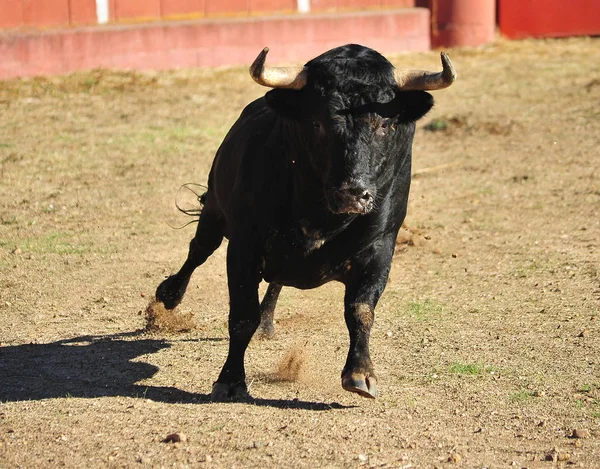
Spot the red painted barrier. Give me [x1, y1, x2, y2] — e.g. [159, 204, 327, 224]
[205, 0, 248, 17]
[69, 0, 98, 25]
[0, 0, 418, 29]
[115, 0, 162, 20]
[430, 0, 495, 48]
[161, 0, 206, 18]
[249, 0, 295, 15]
[499, 0, 600, 39]
[0, 8, 431, 79]
[0, 0, 23, 28]
[22, 0, 70, 27]
[310, 0, 338, 11]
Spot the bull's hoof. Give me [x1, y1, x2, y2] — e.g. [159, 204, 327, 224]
[210, 382, 250, 402]
[255, 323, 275, 340]
[156, 275, 186, 310]
[342, 372, 377, 399]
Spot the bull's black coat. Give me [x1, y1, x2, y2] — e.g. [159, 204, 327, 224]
[156, 44, 436, 400]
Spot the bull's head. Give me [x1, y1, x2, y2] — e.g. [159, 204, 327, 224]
[250, 45, 456, 215]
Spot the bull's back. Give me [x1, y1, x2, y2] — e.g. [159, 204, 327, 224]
[207, 97, 276, 225]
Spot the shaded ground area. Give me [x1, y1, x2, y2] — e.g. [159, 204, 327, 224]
[0, 37, 599, 468]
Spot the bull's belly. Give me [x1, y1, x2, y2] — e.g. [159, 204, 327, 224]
[261, 253, 349, 289]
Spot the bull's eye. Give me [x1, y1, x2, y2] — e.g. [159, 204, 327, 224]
[312, 121, 321, 131]
[381, 120, 396, 131]
[376, 119, 396, 136]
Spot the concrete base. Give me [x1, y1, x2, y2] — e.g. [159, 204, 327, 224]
[0, 8, 430, 79]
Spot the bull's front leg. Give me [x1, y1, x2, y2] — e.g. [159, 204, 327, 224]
[341, 237, 395, 399]
[210, 238, 262, 401]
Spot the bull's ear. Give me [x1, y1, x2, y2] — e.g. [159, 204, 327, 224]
[395, 90, 434, 123]
[265, 89, 309, 119]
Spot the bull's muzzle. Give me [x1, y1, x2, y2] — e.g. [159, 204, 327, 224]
[328, 183, 374, 215]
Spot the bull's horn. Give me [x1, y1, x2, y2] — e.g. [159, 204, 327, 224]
[249, 47, 308, 90]
[394, 52, 457, 91]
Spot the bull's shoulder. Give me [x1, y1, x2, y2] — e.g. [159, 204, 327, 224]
[209, 96, 291, 223]
[233, 97, 274, 129]
[218, 97, 279, 157]
[238, 96, 269, 118]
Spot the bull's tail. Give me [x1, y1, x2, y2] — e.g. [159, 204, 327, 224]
[171, 183, 208, 229]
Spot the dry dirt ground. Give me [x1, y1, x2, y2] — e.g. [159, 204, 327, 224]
[0, 37, 599, 468]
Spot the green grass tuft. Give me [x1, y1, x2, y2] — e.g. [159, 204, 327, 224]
[449, 362, 488, 375]
[423, 118, 449, 132]
[19, 231, 88, 255]
[406, 299, 444, 321]
[510, 389, 533, 403]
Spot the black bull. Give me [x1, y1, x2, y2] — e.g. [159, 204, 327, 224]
[155, 44, 456, 400]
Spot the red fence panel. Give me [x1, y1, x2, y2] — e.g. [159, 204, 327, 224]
[115, 0, 162, 20]
[69, 0, 98, 25]
[161, 0, 205, 17]
[499, 0, 600, 39]
[431, 0, 495, 48]
[205, 0, 248, 16]
[0, 0, 421, 28]
[382, 0, 416, 7]
[0, 0, 23, 28]
[22, 0, 70, 27]
[310, 0, 338, 11]
[249, 0, 295, 15]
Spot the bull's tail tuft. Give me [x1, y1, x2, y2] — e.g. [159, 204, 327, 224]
[170, 183, 208, 229]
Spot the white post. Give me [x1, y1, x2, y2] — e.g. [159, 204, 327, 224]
[297, 0, 310, 13]
[96, 0, 109, 24]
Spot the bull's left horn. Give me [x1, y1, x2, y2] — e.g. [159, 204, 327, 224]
[394, 52, 457, 91]
[250, 47, 308, 90]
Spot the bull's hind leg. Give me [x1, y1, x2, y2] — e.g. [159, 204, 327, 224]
[156, 208, 224, 309]
[255, 283, 282, 339]
[211, 237, 261, 401]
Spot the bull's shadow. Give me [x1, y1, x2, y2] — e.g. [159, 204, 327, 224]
[0, 332, 351, 411]
[0, 332, 199, 403]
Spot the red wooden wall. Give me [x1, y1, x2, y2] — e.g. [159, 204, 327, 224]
[498, 0, 600, 39]
[0, 0, 416, 29]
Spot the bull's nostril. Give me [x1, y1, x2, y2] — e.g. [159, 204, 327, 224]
[359, 190, 373, 204]
[329, 187, 373, 214]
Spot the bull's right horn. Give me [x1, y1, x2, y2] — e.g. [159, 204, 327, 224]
[394, 52, 457, 91]
[250, 47, 308, 90]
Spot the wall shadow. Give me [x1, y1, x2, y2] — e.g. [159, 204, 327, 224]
[0, 332, 354, 411]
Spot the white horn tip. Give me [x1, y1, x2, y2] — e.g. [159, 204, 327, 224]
[440, 52, 457, 83]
